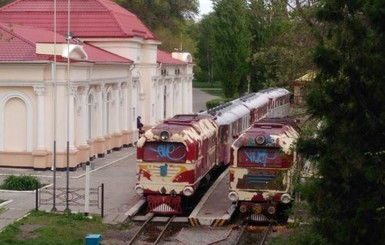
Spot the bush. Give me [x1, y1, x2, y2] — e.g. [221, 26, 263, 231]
[0, 175, 42, 190]
[206, 98, 233, 110]
[269, 225, 327, 245]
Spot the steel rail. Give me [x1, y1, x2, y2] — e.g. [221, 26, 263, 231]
[127, 213, 154, 245]
[260, 223, 273, 245]
[153, 215, 176, 244]
[234, 221, 249, 245]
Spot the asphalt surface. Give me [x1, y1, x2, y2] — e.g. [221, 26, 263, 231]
[192, 88, 219, 112]
[0, 88, 218, 231]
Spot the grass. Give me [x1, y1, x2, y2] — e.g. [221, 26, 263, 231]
[0, 175, 42, 191]
[0, 210, 111, 245]
[268, 225, 327, 245]
[193, 80, 222, 89]
[193, 80, 225, 97]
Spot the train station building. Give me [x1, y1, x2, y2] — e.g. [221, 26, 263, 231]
[0, 0, 194, 170]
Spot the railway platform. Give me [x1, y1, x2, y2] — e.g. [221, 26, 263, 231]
[188, 168, 236, 226]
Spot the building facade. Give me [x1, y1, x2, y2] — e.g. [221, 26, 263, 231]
[0, 0, 193, 170]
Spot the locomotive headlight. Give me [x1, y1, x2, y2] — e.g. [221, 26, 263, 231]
[160, 131, 170, 141]
[255, 135, 265, 145]
[183, 186, 194, 196]
[239, 204, 248, 213]
[134, 184, 144, 194]
[281, 194, 291, 204]
[252, 204, 262, 214]
[228, 191, 239, 202]
[267, 206, 276, 214]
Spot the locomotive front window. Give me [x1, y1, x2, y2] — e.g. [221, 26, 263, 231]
[238, 147, 283, 168]
[143, 142, 187, 163]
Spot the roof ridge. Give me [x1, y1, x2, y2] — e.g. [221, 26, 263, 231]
[96, 0, 129, 36]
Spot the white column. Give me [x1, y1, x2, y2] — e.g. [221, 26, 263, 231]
[68, 86, 76, 149]
[78, 86, 89, 145]
[96, 85, 104, 137]
[131, 81, 138, 131]
[34, 85, 46, 150]
[182, 77, 188, 113]
[188, 78, 193, 113]
[113, 83, 120, 133]
[121, 83, 128, 130]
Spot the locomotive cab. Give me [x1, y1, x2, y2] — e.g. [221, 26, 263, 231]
[228, 118, 301, 223]
[135, 114, 218, 214]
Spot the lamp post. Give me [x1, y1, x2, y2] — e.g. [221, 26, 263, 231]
[51, 0, 58, 213]
[64, 0, 71, 213]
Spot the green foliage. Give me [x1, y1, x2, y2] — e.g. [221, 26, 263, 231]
[211, 0, 253, 98]
[298, 0, 385, 244]
[248, 0, 317, 89]
[269, 225, 328, 245]
[0, 175, 42, 190]
[115, 0, 199, 53]
[194, 14, 216, 85]
[193, 80, 222, 88]
[194, 1, 317, 96]
[206, 98, 233, 110]
[0, 210, 107, 245]
[0, 0, 13, 8]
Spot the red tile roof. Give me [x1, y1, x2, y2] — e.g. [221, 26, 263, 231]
[0, 23, 132, 63]
[157, 50, 186, 65]
[0, 0, 155, 40]
[0, 23, 51, 61]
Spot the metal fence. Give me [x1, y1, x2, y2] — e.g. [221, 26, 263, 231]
[35, 183, 104, 217]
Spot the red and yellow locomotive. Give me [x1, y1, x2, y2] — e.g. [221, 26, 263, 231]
[135, 114, 218, 214]
[228, 118, 301, 222]
[134, 88, 292, 216]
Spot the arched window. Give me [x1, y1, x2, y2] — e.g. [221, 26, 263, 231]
[0, 92, 33, 151]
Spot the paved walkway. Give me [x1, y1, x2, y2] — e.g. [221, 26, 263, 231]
[193, 88, 219, 112]
[0, 146, 139, 231]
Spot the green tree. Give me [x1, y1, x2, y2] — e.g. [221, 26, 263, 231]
[115, 0, 199, 52]
[0, 0, 13, 8]
[211, 0, 253, 98]
[194, 13, 216, 85]
[248, 0, 316, 89]
[297, 0, 385, 244]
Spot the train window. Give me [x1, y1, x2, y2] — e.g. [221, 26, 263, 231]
[219, 126, 226, 143]
[237, 147, 285, 168]
[143, 142, 187, 163]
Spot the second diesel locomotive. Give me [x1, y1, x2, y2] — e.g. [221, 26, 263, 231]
[228, 117, 302, 223]
[134, 88, 292, 215]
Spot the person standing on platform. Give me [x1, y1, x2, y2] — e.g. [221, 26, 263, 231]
[137, 116, 144, 137]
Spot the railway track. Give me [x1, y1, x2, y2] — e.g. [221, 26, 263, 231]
[232, 223, 273, 245]
[127, 214, 177, 245]
[259, 223, 273, 245]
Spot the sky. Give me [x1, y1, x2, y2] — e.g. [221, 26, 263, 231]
[199, 0, 213, 16]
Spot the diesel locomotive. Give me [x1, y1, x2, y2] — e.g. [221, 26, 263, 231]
[134, 88, 292, 215]
[228, 117, 302, 223]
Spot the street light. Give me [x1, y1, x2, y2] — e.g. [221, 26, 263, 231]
[51, 0, 58, 213]
[64, 0, 71, 213]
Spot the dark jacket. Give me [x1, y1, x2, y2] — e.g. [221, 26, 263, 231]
[137, 116, 143, 130]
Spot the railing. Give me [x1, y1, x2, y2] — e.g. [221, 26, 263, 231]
[35, 183, 104, 217]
